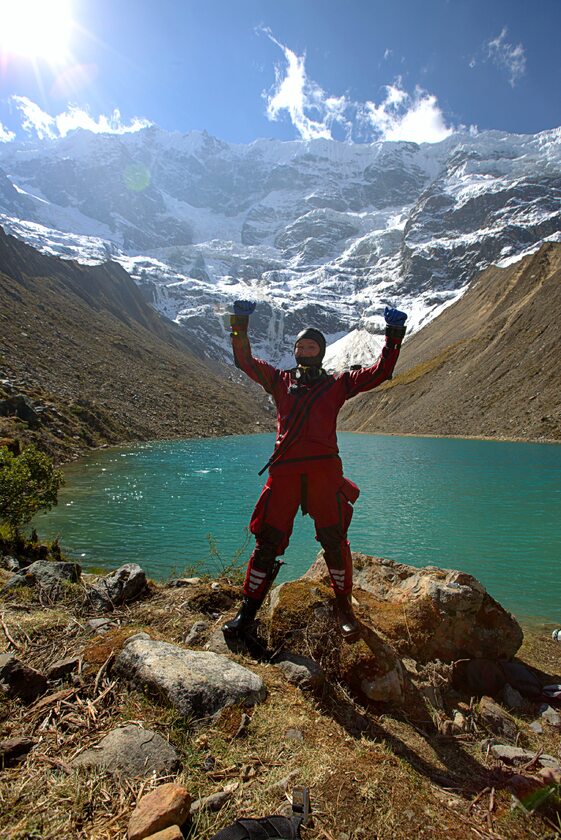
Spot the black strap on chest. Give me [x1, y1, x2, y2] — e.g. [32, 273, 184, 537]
[258, 374, 335, 475]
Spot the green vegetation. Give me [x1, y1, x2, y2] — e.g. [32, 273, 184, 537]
[0, 443, 64, 539]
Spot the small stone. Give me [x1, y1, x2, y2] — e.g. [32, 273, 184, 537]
[87, 563, 147, 611]
[0, 556, 19, 572]
[501, 684, 525, 710]
[540, 705, 561, 728]
[210, 582, 221, 591]
[272, 652, 325, 691]
[167, 578, 201, 588]
[128, 783, 191, 840]
[143, 828, 183, 840]
[529, 721, 544, 734]
[0, 736, 36, 767]
[285, 728, 304, 742]
[47, 657, 81, 681]
[491, 744, 561, 770]
[184, 621, 208, 646]
[87, 617, 117, 634]
[477, 696, 518, 741]
[72, 726, 181, 777]
[0, 654, 47, 704]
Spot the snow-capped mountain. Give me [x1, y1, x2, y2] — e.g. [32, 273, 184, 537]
[0, 125, 560, 368]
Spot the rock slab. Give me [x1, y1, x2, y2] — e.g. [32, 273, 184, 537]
[114, 639, 266, 719]
[128, 783, 191, 840]
[72, 725, 181, 777]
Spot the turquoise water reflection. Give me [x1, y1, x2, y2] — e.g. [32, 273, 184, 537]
[35, 434, 561, 623]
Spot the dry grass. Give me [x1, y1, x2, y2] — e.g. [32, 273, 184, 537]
[1, 581, 561, 839]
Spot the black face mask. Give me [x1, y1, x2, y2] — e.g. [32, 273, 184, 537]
[292, 365, 325, 387]
[294, 354, 322, 368]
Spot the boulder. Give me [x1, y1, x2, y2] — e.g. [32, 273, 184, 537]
[128, 783, 191, 840]
[303, 553, 523, 662]
[0, 654, 47, 704]
[113, 639, 266, 719]
[264, 581, 404, 705]
[87, 563, 147, 611]
[72, 725, 181, 777]
[3, 560, 81, 597]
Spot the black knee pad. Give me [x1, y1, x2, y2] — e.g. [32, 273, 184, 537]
[316, 524, 345, 553]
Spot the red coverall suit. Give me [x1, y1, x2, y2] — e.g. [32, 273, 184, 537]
[232, 324, 404, 602]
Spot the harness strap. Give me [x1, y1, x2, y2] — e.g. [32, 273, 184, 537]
[258, 376, 335, 475]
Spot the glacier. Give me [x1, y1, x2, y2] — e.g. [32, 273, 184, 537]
[0, 124, 559, 369]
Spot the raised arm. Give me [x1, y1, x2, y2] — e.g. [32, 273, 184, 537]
[230, 300, 279, 394]
[343, 307, 408, 398]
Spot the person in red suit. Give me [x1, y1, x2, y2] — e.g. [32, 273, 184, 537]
[223, 301, 407, 642]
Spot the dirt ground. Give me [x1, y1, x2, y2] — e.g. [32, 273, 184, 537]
[1, 574, 561, 840]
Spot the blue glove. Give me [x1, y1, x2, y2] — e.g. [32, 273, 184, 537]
[384, 306, 407, 327]
[233, 300, 256, 316]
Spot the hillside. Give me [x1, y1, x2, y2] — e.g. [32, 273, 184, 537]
[340, 243, 561, 443]
[0, 227, 273, 462]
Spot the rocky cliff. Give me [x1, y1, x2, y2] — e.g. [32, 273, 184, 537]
[0, 227, 272, 461]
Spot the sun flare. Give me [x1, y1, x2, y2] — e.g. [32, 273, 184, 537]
[0, 0, 74, 64]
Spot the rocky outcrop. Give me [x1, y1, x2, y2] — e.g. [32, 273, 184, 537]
[3, 559, 81, 598]
[72, 725, 181, 777]
[303, 553, 523, 662]
[113, 638, 266, 719]
[264, 581, 405, 705]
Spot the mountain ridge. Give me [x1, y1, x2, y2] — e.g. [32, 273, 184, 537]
[1, 125, 560, 369]
[339, 242, 561, 443]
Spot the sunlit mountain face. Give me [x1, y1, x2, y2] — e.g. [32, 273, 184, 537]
[1, 125, 560, 369]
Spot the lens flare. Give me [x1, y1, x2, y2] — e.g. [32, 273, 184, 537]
[123, 163, 151, 192]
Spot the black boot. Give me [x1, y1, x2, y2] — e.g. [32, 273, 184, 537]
[335, 593, 361, 643]
[222, 597, 261, 637]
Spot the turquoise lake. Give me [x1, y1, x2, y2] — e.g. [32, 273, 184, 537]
[35, 433, 561, 625]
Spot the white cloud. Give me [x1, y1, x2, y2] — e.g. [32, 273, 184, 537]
[384, 48, 393, 61]
[362, 84, 453, 143]
[263, 28, 351, 141]
[10, 96, 152, 140]
[487, 27, 526, 87]
[0, 122, 16, 143]
[263, 31, 453, 144]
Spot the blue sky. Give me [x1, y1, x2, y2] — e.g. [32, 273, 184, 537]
[0, 0, 560, 145]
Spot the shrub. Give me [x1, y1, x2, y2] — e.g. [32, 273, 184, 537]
[0, 444, 64, 538]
